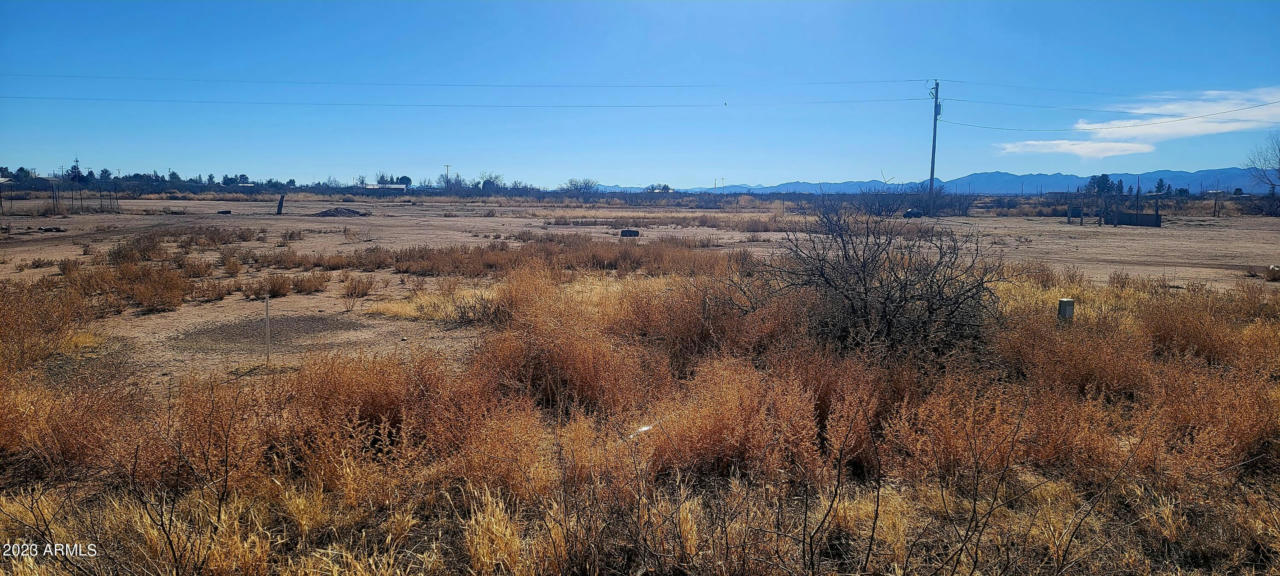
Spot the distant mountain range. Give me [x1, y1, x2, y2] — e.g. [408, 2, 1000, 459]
[599, 167, 1265, 196]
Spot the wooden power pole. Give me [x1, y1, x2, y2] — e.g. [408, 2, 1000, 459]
[928, 80, 940, 201]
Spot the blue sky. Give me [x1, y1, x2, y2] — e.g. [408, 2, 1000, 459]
[1, 0, 1278, 188]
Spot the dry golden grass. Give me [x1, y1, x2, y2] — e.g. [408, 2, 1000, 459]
[366, 281, 497, 323]
[2, 232, 1280, 574]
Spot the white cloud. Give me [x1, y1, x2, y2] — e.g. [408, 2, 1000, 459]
[999, 140, 1154, 159]
[1001, 86, 1280, 158]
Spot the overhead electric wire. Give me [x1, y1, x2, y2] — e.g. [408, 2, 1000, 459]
[0, 72, 931, 89]
[0, 94, 724, 109]
[939, 99, 1280, 132]
[945, 97, 1181, 116]
[6, 72, 1274, 130]
[0, 94, 931, 109]
[939, 79, 1137, 98]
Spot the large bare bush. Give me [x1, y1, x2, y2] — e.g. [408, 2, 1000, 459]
[774, 204, 1003, 356]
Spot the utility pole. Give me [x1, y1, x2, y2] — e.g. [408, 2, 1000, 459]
[444, 164, 451, 180]
[928, 80, 940, 200]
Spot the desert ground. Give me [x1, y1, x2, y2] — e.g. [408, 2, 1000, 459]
[2, 196, 1279, 574]
[2, 197, 1277, 384]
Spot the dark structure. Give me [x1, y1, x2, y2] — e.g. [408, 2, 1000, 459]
[619, 229, 640, 238]
[1104, 211, 1162, 227]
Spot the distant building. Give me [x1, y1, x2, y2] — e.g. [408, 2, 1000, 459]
[365, 184, 407, 191]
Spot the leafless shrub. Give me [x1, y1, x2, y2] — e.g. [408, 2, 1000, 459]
[848, 189, 906, 217]
[773, 203, 1003, 356]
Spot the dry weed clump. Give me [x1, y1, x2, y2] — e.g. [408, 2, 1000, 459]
[180, 255, 215, 279]
[243, 273, 292, 300]
[290, 270, 330, 294]
[0, 372, 144, 478]
[643, 357, 823, 482]
[469, 270, 668, 415]
[107, 232, 168, 265]
[191, 279, 240, 302]
[997, 313, 1155, 398]
[1133, 363, 1278, 489]
[343, 274, 375, 298]
[1139, 291, 1241, 365]
[117, 263, 189, 312]
[220, 248, 244, 277]
[0, 279, 85, 372]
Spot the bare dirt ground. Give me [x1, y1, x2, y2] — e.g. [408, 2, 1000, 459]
[3, 197, 1278, 385]
[948, 214, 1280, 286]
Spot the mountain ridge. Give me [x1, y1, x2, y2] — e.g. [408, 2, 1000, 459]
[599, 167, 1264, 195]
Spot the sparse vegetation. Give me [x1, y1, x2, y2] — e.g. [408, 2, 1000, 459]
[290, 270, 331, 294]
[1, 213, 1279, 575]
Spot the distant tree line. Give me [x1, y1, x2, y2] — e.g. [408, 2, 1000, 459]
[0, 160, 617, 199]
[3, 156, 1277, 217]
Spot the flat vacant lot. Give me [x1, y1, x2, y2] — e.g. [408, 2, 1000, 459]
[4, 196, 1279, 574]
[5, 198, 1277, 282]
[3, 198, 1276, 384]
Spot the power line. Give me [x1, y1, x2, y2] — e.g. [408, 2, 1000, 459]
[0, 94, 723, 109]
[945, 97, 1181, 116]
[940, 79, 1136, 98]
[0, 94, 930, 109]
[0, 72, 931, 89]
[939, 99, 1280, 132]
[0, 72, 718, 89]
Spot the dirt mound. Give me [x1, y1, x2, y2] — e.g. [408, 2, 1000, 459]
[311, 207, 368, 217]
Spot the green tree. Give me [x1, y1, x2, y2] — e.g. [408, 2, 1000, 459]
[67, 161, 84, 183]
